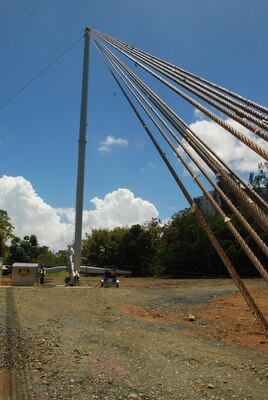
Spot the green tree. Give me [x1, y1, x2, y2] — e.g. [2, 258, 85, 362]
[249, 162, 268, 190]
[82, 227, 127, 267]
[143, 219, 165, 276]
[8, 234, 40, 263]
[118, 224, 155, 275]
[55, 249, 68, 266]
[37, 246, 57, 265]
[158, 212, 221, 277]
[8, 236, 26, 263]
[82, 221, 161, 276]
[0, 210, 14, 258]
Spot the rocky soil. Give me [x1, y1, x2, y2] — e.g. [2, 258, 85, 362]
[0, 278, 267, 399]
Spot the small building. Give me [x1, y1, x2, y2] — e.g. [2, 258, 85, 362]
[11, 263, 40, 286]
[194, 190, 222, 216]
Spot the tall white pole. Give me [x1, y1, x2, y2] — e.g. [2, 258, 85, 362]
[74, 28, 90, 273]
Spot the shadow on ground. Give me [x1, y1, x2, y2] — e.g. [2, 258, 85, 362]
[3, 288, 33, 399]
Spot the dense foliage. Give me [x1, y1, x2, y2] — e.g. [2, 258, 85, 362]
[5, 234, 68, 266]
[81, 210, 267, 278]
[82, 219, 162, 276]
[2, 165, 267, 277]
[249, 162, 268, 189]
[2, 210, 267, 277]
[0, 209, 14, 258]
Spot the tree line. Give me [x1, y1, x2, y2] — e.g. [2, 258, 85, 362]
[0, 214, 68, 266]
[1, 163, 267, 278]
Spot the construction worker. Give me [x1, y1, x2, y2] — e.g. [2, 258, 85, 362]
[40, 264, 46, 285]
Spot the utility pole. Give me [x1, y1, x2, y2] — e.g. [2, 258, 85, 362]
[73, 28, 90, 275]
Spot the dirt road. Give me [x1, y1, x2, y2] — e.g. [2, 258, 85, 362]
[0, 278, 267, 399]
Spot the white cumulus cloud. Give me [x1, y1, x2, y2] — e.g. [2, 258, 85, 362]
[98, 135, 128, 153]
[193, 108, 207, 121]
[0, 176, 158, 251]
[183, 117, 268, 172]
[0, 176, 74, 251]
[84, 188, 158, 229]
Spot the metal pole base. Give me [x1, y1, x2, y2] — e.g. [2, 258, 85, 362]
[64, 274, 80, 286]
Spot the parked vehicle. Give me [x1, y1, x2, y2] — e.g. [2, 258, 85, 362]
[101, 267, 119, 288]
[2, 265, 12, 276]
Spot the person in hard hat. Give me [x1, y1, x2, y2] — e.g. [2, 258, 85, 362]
[40, 264, 46, 285]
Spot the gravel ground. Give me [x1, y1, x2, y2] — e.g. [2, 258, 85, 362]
[0, 278, 267, 399]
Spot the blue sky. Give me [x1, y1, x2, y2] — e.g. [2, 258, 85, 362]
[0, 0, 268, 249]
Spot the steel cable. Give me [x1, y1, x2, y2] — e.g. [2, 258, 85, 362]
[98, 32, 268, 128]
[99, 54, 268, 336]
[93, 32, 268, 210]
[92, 33, 268, 236]
[94, 29, 268, 116]
[120, 43, 268, 123]
[95, 33, 268, 136]
[92, 33, 268, 160]
[96, 33, 268, 211]
[0, 35, 84, 112]
[93, 37, 268, 283]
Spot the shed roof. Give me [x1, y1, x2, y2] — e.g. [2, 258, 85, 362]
[12, 263, 40, 268]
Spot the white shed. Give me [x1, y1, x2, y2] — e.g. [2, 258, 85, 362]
[12, 263, 40, 286]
